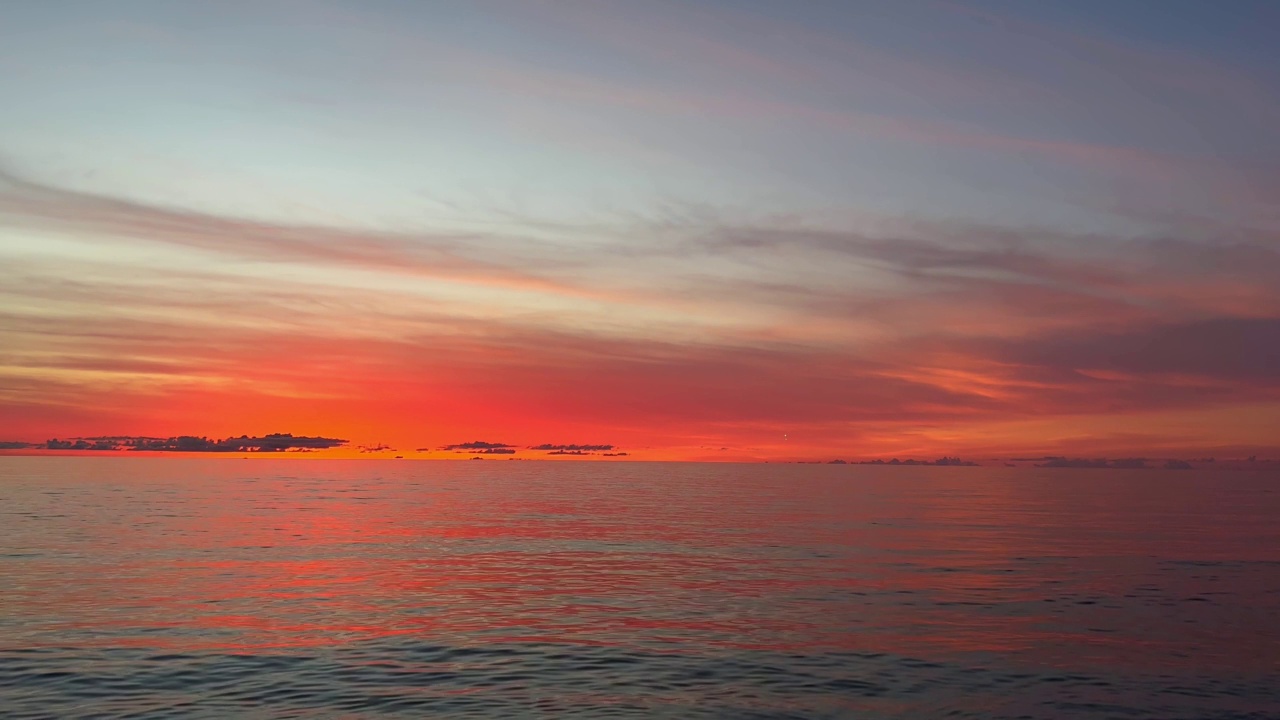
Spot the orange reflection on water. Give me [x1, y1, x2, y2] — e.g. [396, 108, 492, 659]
[2, 457, 1277, 675]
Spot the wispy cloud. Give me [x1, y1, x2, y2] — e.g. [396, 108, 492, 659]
[0, 164, 593, 298]
[261, 0, 1255, 200]
[3, 173, 1277, 457]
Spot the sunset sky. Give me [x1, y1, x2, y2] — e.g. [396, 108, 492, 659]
[2, 0, 1278, 461]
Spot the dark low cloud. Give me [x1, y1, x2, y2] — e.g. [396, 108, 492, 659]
[359, 444, 394, 453]
[602, 452, 629, 457]
[440, 440, 515, 451]
[140, 434, 348, 452]
[29, 433, 348, 452]
[0, 441, 36, 449]
[473, 447, 516, 454]
[529, 443, 615, 452]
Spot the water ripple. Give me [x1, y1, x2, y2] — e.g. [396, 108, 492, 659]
[2, 643, 1277, 719]
[1, 459, 1277, 718]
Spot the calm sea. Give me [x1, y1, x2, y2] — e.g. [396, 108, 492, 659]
[1, 458, 1277, 719]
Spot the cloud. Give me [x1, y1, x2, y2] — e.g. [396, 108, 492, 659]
[23, 433, 350, 452]
[531, 442, 619, 456]
[3, 157, 1278, 458]
[0, 441, 36, 449]
[988, 317, 1280, 381]
[440, 440, 515, 451]
[132, 434, 348, 452]
[6, 160, 1276, 346]
[359, 444, 394, 453]
[0, 164, 598, 301]
[328, 2, 1222, 187]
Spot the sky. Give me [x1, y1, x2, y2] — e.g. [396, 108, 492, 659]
[1, 0, 1278, 461]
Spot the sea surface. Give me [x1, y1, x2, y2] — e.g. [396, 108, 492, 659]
[1, 458, 1277, 719]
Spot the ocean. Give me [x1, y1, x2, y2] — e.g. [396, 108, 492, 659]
[2, 457, 1277, 718]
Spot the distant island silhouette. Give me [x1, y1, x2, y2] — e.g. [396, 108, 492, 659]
[0, 436, 1274, 470]
[802, 456, 1273, 470]
[803, 457, 978, 466]
[1035, 457, 1192, 470]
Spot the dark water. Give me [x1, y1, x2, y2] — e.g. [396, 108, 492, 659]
[2, 458, 1278, 719]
